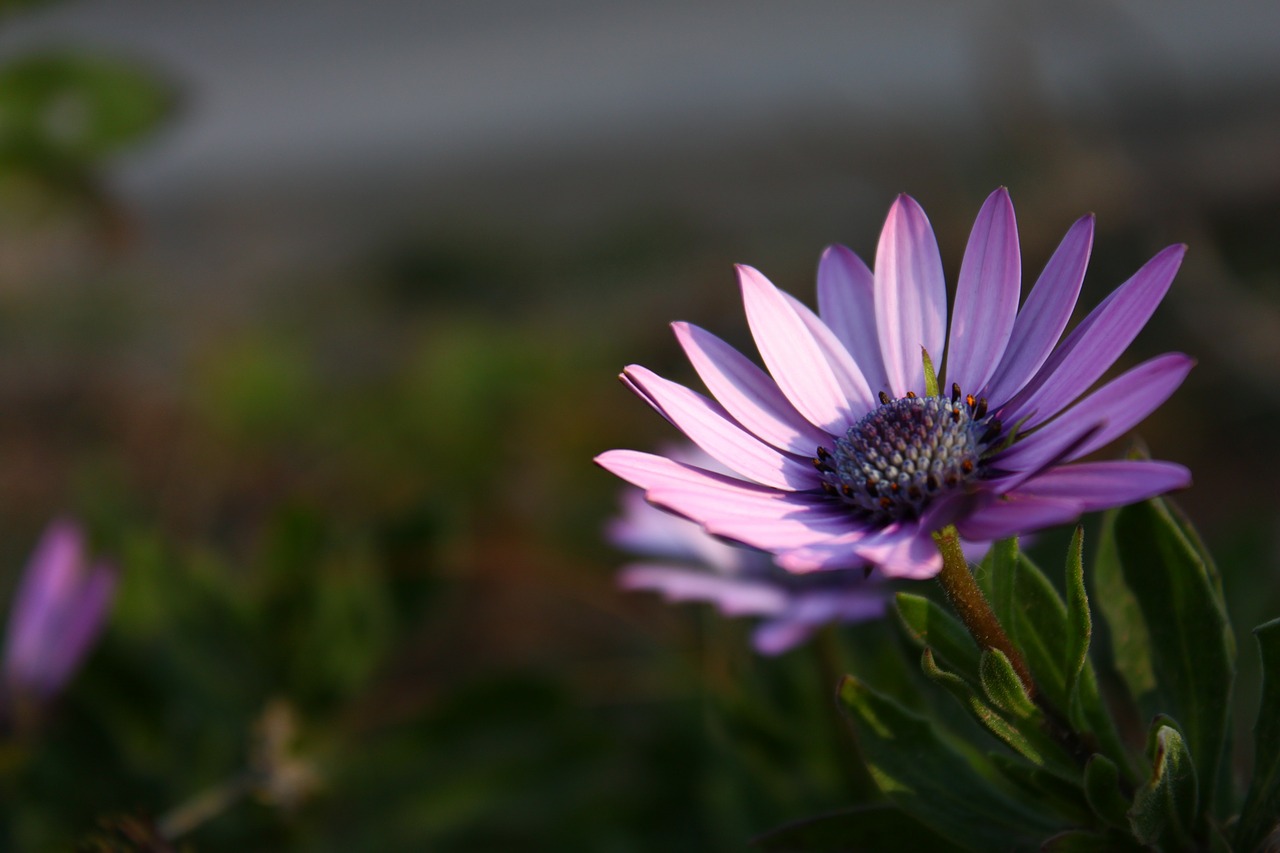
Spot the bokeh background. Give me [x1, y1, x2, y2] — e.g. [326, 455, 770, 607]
[0, 1, 1278, 849]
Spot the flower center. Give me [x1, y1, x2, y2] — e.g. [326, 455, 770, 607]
[813, 387, 1002, 524]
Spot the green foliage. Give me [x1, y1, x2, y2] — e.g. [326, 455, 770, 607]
[1097, 499, 1236, 817]
[0, 52, 173, 162]
[1129, 723, 1199, 850]
[753, 803, 965, 853]
[836, 675, 1058, 852]
[1235, 617, 1280, 853]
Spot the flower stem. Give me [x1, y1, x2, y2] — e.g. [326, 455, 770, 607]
[932, 525, 1036, 697]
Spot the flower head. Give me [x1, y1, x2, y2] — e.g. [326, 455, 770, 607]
[597, 189, 1191, 579]
[609, 446, 886, 655]
[3, 519, 116, 713]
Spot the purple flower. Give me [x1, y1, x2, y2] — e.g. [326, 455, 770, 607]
[3, 519, 116, 709]
[609, 448, 887, 654]
[597, 189, 1191, 579]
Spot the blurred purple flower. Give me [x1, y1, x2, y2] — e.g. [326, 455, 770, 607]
[609, 448, 887, 655]
[598, 189, 1191, 579]
[3, 519, 116, 709]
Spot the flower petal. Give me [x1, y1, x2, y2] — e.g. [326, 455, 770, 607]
[999, 244, 1186, 429]
[781, 290, 875, 415]
[619, 564, 789, 616]
[739, 265, 861, 433]
[875, 194, 947, 396]
[955, 494, 1084, 541]
[595, 450, 853, 554]
[945, 188, 1020, 394]
[623, 365, 819, 490]
[1013, 460, 1191, 510]
[1057, 353, 1194, 461]
[817, 244, 889, 393]
[774, 523, 941, 579]
[673, 322, 832, 454]
[39, 561, 115, 696]
[753, 590, 889, 655]
[983, 215, 1093, 404]
[987, 415, 1105, 493]
[5, 520, 84, 682]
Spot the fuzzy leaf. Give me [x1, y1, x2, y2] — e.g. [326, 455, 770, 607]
[921, 650, 1059, 769]
[752, 803, 965, 852]
[1083, 754, 1131, 830]
[1104, 499, 1234, 815]
[1063, 526, 1090, 701]
[978, 537, 1018, 624]
[1235, 617, 1280, 853]
[1128, 724, 1199, 850]
[837, 676, 1058, 851]
[1008, 551, 1072, 712]
[895, 593, 980, 682]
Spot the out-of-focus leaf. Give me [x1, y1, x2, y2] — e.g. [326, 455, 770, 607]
[1235, 617, 1280, 853]
[837, 676, 1059, 851]
[1128, 724, 1198, 850]
[895, 592, 980, 682]
[0, 52, 174, 160]
[1104, 499, 1234, 815]
[752, 803, 965, 852]
[1083, 754, 1131, 830]
[1040, 829, 1147, 852]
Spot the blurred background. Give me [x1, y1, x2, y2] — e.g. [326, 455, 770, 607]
[0, 0, 1278, 849]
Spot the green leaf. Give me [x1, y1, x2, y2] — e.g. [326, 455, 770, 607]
[0, 52, 174, 160]
[1040, 829, 1147, 852]
[1083, 754, 1131, 830]
[1094, 509, 1157, 707]
[752, 803, 966, 852]
[837, 676, 1059, 851]
[1104, 499, 1234, 814]
[988, 753, 1094, 826]
[895, 593, 980, 682]
[922, 347, 940, 397]
[1235, 617, 1280, 853]
[921, 650, 1061, 770]
[1008, 550, 1072, 712]
[977, 537, 1018, 622]
[979, 648, 1037, 718]
[1128, 724, 1199, 850]
[1063, 526, 1090, 702]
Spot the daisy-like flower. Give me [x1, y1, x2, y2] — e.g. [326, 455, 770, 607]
[596, 189, 1191, 579]
[610, 447, 887, 655]
[3, 519, 116, 716]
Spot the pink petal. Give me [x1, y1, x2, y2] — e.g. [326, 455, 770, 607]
[619, 564, 788, 616]
[999, 244, 1186, 429]
[982, 216, 1093, 404]
[1055, 353, 1194, 461]
[673, 322, 832, 454]
[738, 265, 861, 434]
[817, 245, 889, 394]
[875, 194, 947, 396]
[1012, 460, 1191, 510]
[781, 290, 875, 415]
[955, 494, 1084, 541]
[988, 415, 1105, 493]
[945, 188, 1020, 395]
[623, 365, 818, 490]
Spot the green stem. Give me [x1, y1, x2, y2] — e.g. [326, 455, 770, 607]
[933, 525, 1036, 697]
